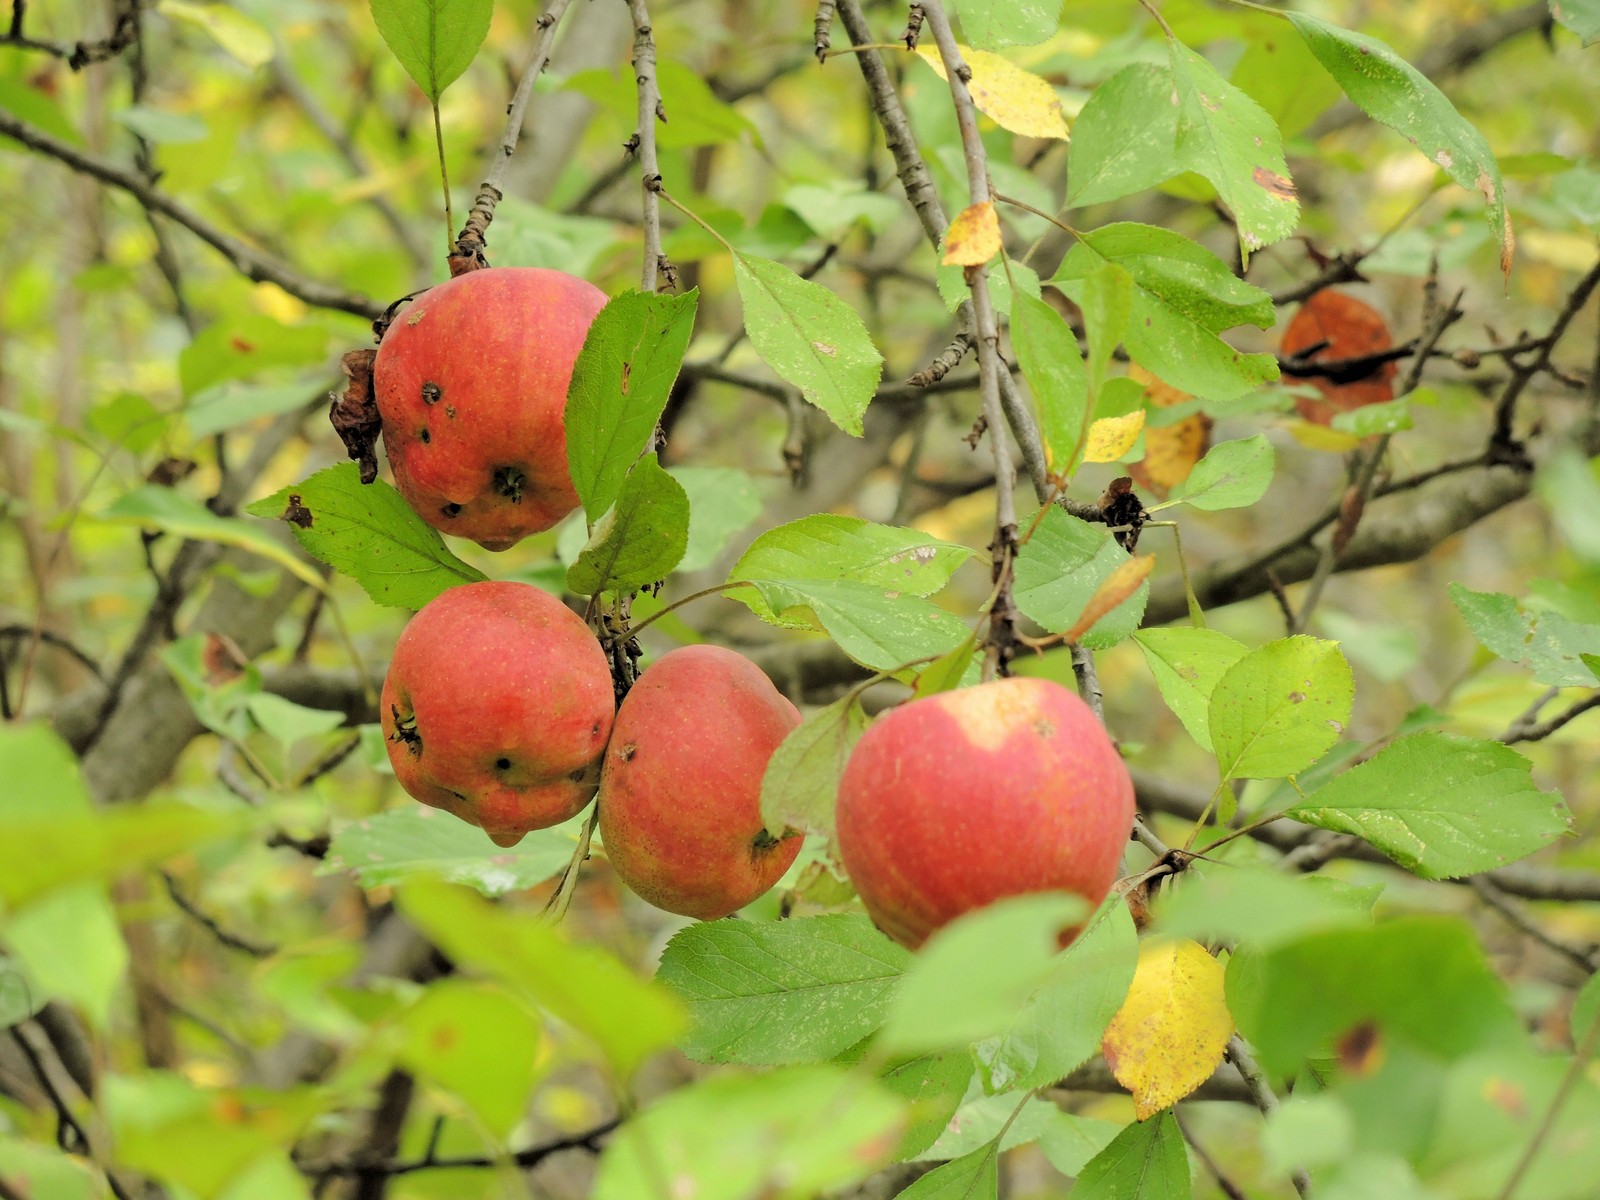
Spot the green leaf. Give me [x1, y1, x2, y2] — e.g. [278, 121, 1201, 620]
[1551, 0, 1600, 44]
[669, 466, 763, 572]
[1227, 915, 1523, 1077]
[1134, 628, 1249, 752]
[321, 805, 587, 896]
[1013, 508, 1148, 649]
[593, 1065, 906, 1200]
[0, 1138, 103, 1200]
[158, 0, 274, 68]
[739, 578, 972, 672]
[1066, 64, 1181, 209]
[954, 0, 1061, 50]
[0, 76, 84, 147]
[729, 515, 974, 623]
[246, 463, 487, 608]
[880, 1052, 974, 1160]
[396, 879, 686, 1079]
[1081, 263, 1133, 410]
[99, 485, 325, 589]
[1166, 434, 1274, 510]
[1449, 583, 1600, 687]
[0, 956, 43, 1026]
[176, 314, 330, 399]
[368, 0, 491, 102]
[784, 182, 906, 239]
[184, 381, 314, 440]
[760, 695, 870, 841]
[656, 914, 910, 1065]
[0, 722, 92, 820]
[1331, 394, 1414, 436]
[881, 893, 1088, 1056]
[1536, 445, 1600, 564]
[937, 259, 1041, 316]
[565, 288, 699, 520]
[243, 693, 344, 753]
[566, 454, 690, 595]
[1231, 29, 1343, 139]
[1010, 290, 1087, 477]
[1168, 39, 1298, 260]
[4, 883, 128, 1030]
[1071, 1110, 1191, 1200]
[1155, 867, 1377, 950]
[1055, 223, 1279, 402]
[899, 1143, 998, 1200]
[733, 252, 884, 436]
[1288, 12, 1513, 279]
[1209, 636, 1353, 781]
[1286, 732, 1571, 879]
[115, 105, 208, 144]
[655, 61, 758, 148]
[922, 1091, 1078, 1162]
[974, 899, 1139, 1093]
[396, 980, 544, 1136]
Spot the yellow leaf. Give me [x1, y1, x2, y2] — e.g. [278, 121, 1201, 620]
[916, 45, 1071, 140]
[1082, 410, 1145, 464]
[941, 202, 1002, 266]
[159, 0, 274, 68]
[1102, 939, 1234, 1119]
[1287, 419, 1362, 454]
[1063, 554, 1153, 644]
[1127, 364, 1211, 499]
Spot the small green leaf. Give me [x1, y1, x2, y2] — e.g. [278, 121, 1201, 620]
[1071, 1111, 1191, 1200]
[0, 1137, 102, 1200]
[1155, 868, 1377, 950]
[733, 252, 884, 436]
[1287, 732, 1571, 879]
[184, 381, 315, 440]
[669, 466, 763, 572]
[738, 579, 972, 672]
[1331, 394, 1414, 436]
[1551, 0, 1600, 44]
[1055, 224, 1278, 402]
[881, 893, 1088, 1056]
[396, 980, 544, 1136]
[566, 454, 689, 595]
[1168, 39, 1299, 260]
[0, 957, 43, 1027]
[898, 1142, 998, 1200]
[1209, 635, 1353, 781]
[954, 0, 1061, 50]
[974, 900, 1139, 1093]
[760, 695, 870, 842]
[1081, 262, 1133, 411]
[1288, 12, 1513, 278]
[246, 463, 487, 608]
[657, 914, 910, 1065]
[1067, 63, 1181, 209]
[1133, 627, 1249, 752]
[4, 883, 128, 1030]
[115, 105, 208, 144]
[880, 1052, 974, 1160]
[322, 805, 587, 896]
[592, 1066, 906, 1200]
[1013, 508, 1147, 649]
[729, 515, 974, 623]
[243, 693, 345, 752]
[1010, 290, 1087, 477]
[1166, 434, 1274, 511]
[565, 288, 699, 520]
[1449, 583, 1600, 687]
[368, 0, 492, 102]
[100, 485, 325, 589]
[177, 313, 330, 398]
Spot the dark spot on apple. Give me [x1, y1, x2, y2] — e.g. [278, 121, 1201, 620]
[444, 405, 456, 418]
[619, 743, 637, 762]
[592, 721, 603, 737]
[493, 466, 526, 503]
[440, 503, 462, 518]
[495, 757, 512, 770]
[419, 428, 431, 444]
[421, 381, 442, 405]
[568, 768, 589, 782]
[1033, 717, 1056, 739]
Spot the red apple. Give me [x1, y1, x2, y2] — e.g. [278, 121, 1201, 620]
[381, 581, 615, 846]
[374, 267, 607, 551]
[835, 677, 1134, 949]
[598, 645, 803, 919]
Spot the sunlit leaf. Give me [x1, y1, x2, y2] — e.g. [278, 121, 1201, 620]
[942, 201, 1002, 266]
[916, 45, 1071, 140]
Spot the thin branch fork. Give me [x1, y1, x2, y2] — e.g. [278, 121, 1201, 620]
[450, 0, 577, 270]
[1, 0, 138, 68]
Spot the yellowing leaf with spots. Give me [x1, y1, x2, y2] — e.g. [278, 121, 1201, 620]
[916, 45, 1070, 140]
[942, 202, 1002, 266]
[1062, 554, 1153, 644]
[1127, 364, 1211, 499]
[1082, 409, 1145, 464]
[1102, 938, 1233, 1119]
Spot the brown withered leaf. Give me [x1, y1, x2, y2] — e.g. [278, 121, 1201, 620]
[329, 348, 381, 484]
[1280, 290, 1398, 427]
[1126, 364, 1211, 499]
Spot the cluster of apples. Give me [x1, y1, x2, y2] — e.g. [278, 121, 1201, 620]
[369, 266, 1136, 939]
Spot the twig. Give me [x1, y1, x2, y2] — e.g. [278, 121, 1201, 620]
[544, 805, 600, 922]
[161, 871, 278, 958]
[1070, 644, 1104, 721]
[451, 0, 576, 268]
[627, 0, 668, 291]
[0, 109, 381, 319]
[1495, 1007, 1600, 1200]
[1175, 1108, 1251, 1200]
[1491, 256, 1600, 449]
[812, 0, 836, 60]
[301, 1116, 621, 1178]
[0, 0, 137, 67]
[1469, 876, 1599, 973]
[1225, 1034, 1313, 1197]
[1500, 692, 1600, 744]
[7, 1025, 133, 1198]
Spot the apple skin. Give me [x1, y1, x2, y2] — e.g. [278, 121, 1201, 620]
[598, 645, 804, 920]
[835, 677, 1134, 949]
[380, 581, 615, 847]
[374, 267, 607, 551]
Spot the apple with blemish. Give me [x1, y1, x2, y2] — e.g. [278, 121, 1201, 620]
[380, 581, 615, 846]
[374, 266, 607, 551]
[598, 645, 804, 920]
[836, 677, 1135, 949]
